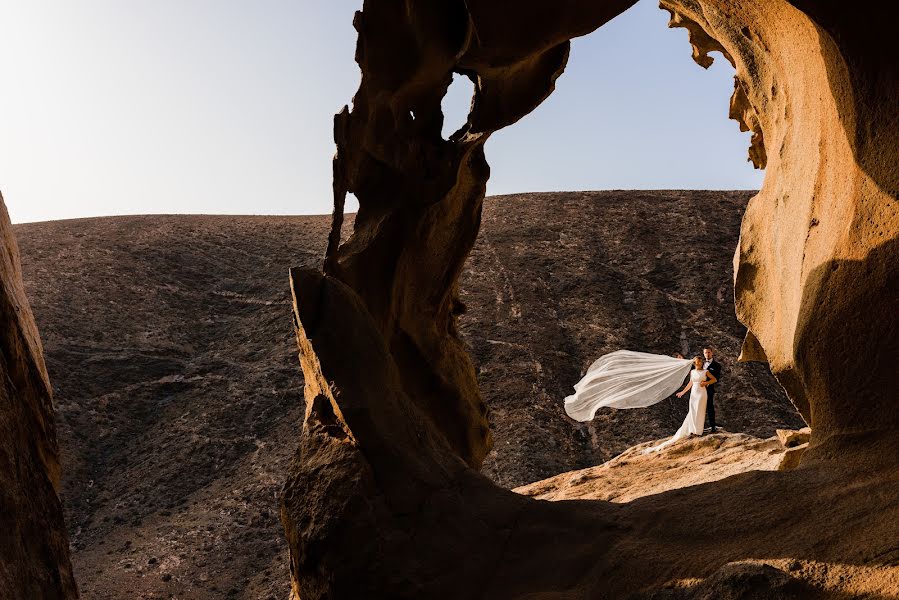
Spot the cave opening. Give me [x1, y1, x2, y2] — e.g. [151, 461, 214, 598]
[441, 73, 476, 141]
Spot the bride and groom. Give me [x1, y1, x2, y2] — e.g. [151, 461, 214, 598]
[564, 347, 722, 452]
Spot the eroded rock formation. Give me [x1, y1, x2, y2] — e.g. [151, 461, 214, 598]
[320, 0, 641, 469]
[514, 430, 811, 503]
[0, 193, 77, 599]
[282, 0, 898, 598]
[660, 0, 899, 462]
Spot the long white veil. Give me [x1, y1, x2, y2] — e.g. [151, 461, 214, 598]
[564, 350, 693, 422]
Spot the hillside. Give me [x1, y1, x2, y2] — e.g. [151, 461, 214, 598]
[464, 190, 804, 487]
[14, 190, 803, 599]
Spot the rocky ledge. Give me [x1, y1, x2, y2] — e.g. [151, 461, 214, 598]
[515, 428, 810, 503]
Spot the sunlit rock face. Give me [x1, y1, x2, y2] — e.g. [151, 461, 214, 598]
[281, 0, 898, 597]
[0, 193, 78, 599]
[661, 0, 899, 456]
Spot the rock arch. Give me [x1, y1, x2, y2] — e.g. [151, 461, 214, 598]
[281, 0, 898, 597]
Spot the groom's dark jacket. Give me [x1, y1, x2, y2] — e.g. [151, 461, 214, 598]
[705, 360, 722, 394]
[691, 360, 722, 393]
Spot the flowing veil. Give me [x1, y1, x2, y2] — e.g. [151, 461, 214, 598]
[564, 350, 693, 422]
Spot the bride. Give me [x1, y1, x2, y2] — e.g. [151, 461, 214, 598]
[563, 350, 717, 452]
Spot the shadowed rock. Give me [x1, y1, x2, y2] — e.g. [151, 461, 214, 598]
[0, 192, 77, 599]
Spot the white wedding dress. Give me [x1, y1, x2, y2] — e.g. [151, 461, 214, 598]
[563, 350, 708, 453]
[643, 368, 708, 453]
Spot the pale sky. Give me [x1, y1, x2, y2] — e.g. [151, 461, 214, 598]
[0, 0, 762, 224]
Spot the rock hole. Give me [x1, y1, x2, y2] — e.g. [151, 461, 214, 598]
[441, 73, 475, 140]
[345, 192, 359, 214]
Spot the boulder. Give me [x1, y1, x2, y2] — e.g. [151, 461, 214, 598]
[776, 427, 811, 448]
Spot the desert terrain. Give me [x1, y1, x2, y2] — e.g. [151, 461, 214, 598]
[14, 190, 804, 599]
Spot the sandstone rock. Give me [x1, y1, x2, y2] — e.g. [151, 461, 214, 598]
[694, 0, 899, 447]
[512, 431, 818, 499]
[681, 561, 813, 600]
[322, 0, 643, 470]
[0, 192, 77, 598]
[776, 427, 811, 448]
[632, 562, 817, 599]
[514, 431, 791, 502]
[777, 442, 808, 471]
[283, 269, 899, 599]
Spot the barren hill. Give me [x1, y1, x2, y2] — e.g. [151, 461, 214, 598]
[14, 190, 803, 599]
[465, 190, 804, 486]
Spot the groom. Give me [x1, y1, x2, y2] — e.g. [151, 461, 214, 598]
[702, 347, 722, 432]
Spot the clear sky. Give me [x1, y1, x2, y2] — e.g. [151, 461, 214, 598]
[0, 0, 762, 224]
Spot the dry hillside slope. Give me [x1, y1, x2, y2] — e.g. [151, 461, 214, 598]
[14, 190, 803, 599]
[465, 190, 804, 487]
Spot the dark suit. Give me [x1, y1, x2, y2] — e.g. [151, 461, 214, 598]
[703, 359, 722, 429]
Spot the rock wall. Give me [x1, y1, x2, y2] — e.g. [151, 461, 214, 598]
[282, 0, 898, 598]
[659, 0, 899, 462]
[0, 193, 77, 599]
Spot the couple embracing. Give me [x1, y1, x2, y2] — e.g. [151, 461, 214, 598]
[563, 346, 723, 452]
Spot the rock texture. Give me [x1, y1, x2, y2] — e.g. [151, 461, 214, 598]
[776, 427, 810, 448]
[659, 0, 899, 466]
[0, 193, 77, 599]
[513, 430, 897, 598]
[282, 0, 899, 598]
[514, 431, 803, 503]
[287, 265, 899, 599]
[322, 0, 642, 470]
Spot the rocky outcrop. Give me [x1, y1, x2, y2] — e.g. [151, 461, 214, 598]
[777, 443, 808, 471]
[515, 429, 895, 597]
[514, 431, 805, 503]
[660, 0, 899, 464]
[777, 427, 811, 448]
[320, 0, 642, 470]
[285, 265, 899, 598]
[281, 0, 898, 598]
[0, 192, 77, 599]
